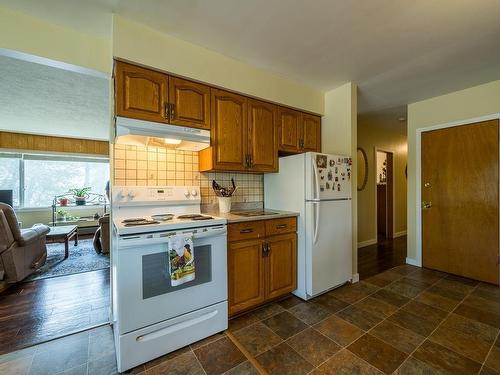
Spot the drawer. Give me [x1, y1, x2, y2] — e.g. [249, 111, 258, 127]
[228, 221, 266, 242]
[265, 217, 297, 236]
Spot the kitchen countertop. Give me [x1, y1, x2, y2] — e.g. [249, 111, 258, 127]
[203, 209, 299, 223]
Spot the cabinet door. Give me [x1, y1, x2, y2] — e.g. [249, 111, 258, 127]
[115, 61, 168, 123]
[248, 99, 278, 172]
[210, 89, 247, 171]
[277, 107, 302, 153]
[228, 239, 266, 316]
[301, 114, 321, 152]
[266, 233, 297, 300]
[169, 77, 210, 129]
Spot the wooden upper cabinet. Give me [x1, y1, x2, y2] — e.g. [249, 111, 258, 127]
[228, 239, 266, 315]
[266, 233, 297, 300]
[207, 88, 247, 171]
[248, 99, 278, 172]
[115, 61, 168, 123]
[301, 114, 321, 152]
[277, 107, 302, 153]
[168, 77, 210, 129]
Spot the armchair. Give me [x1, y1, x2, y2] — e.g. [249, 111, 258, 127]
[0, 203, 50, 283]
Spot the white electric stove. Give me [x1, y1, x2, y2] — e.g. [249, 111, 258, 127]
[112, 186, 228, 372]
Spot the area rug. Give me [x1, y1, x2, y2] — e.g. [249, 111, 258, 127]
[24, 239, 110, 282]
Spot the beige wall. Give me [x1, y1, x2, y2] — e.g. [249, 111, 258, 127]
[112, 15, 324, 115]
[357, 113, 407, 245]
[407, 79, 500, 262]
[322, 82, 358, 276]
[0, 6, 111, 74]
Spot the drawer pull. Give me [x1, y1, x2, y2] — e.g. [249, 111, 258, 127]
[276, 224, 287, 229]
[240, 228, 254, 234]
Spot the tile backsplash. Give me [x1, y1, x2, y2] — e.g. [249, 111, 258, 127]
[113, 144, 263, 205]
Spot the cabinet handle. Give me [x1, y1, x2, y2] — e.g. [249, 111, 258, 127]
[165, 103, 170, 120]
[170, 103, 175, 119]
[276, 224, 287, 229]
[262, 242, 270, 256]
[249, 155, 253, 167]
[240, 228, 254, 234]
[299, 139, 304, 149]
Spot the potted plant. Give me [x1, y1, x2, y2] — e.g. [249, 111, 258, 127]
[69, 187, 91, 206]
[56, 208, 67, 221]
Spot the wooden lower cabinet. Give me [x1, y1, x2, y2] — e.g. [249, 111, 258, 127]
[228, 218, 297, 316]
[228, 239, 266, 315]
[266, 233, 297, 300]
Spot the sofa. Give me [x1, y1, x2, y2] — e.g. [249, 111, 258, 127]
[0, 203, 50, 283]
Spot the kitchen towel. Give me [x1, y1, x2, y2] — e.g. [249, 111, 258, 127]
[168, 233, 195, 286]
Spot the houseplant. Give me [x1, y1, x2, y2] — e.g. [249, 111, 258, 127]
[69, 187, 91, 206]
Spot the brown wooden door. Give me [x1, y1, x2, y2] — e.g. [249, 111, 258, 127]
[228, 239, 266, 316]
[422, 119, 499, 284]
[210, 89, 247, 171]
[168, 77, 210, 129]
[248, 99, 278, 172]
[114, 61, 168, 123]
[266, 233, 297, 299]
[301, 114, 321, 152]
[277, 107, 301, 153]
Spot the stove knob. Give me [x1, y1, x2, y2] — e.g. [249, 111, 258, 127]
[184, 190, 191, 198]
[191, 189, 198, 197]
[128, 191, 136, 200]
[116, 190, 125, 201]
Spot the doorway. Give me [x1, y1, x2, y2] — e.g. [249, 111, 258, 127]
[376, 150, 394, 241]
[421, 119, 499, 284]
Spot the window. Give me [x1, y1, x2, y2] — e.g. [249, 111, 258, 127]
[0, 153, 109, 208]
[0, 153, 21, 207]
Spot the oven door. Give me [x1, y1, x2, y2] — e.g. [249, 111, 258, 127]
[115, 226, 227, 334]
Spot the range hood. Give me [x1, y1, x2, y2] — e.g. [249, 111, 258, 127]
[115, 116, 210, 151]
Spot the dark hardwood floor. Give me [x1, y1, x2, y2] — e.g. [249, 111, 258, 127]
[358, 236, 407, 279]
[0, 268, 109, 355]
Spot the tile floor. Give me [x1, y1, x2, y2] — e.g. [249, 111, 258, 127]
[1, 265, 500, 374]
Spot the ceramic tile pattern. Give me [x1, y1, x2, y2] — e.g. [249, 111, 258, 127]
[113, 144, 264, 205]
[2, 265, 500, 374]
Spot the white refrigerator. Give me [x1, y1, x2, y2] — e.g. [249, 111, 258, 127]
[265, 152, 353, 300]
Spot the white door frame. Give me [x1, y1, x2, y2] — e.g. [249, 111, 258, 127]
[414, 113, 500, 267]
[374, 147, 396, 240]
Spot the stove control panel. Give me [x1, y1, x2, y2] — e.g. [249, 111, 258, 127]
[113, 186, 201, 204]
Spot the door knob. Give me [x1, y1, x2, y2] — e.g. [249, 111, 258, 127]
[422, 201, 432, 209]
[424, 182, 431, 188]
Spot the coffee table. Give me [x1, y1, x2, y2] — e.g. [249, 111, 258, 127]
[46, 225, 78, 259]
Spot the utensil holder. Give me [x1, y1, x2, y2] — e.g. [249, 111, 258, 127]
[217, 197, 232, 213]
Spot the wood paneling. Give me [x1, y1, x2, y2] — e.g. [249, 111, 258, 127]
[277, 107, 302, 153]
[301, 114, 321, 152]
[169, 77, 210, 129]
[115, 61, 168, 123]
[247, 99, 278, 172]
[422, 119, 499, 284]
[266, 233, 297, 300]
[228, 239, 266, 316]
[0, 132, 109, 155]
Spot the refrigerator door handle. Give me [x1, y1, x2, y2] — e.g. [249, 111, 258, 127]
[312, 156, 320, 200]
[312, 201, 320, 244]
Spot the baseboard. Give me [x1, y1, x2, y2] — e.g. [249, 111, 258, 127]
[357, 239, 377, 248]
[406, 257, 421, 267]
[394, 230, 407, 238]
[351, 273, 360, 283]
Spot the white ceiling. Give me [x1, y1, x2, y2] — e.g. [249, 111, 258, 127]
[0, 55, 109, 140]
[2, 0, 500, 113]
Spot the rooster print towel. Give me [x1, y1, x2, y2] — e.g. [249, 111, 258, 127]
[168, 234, 195, 286]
